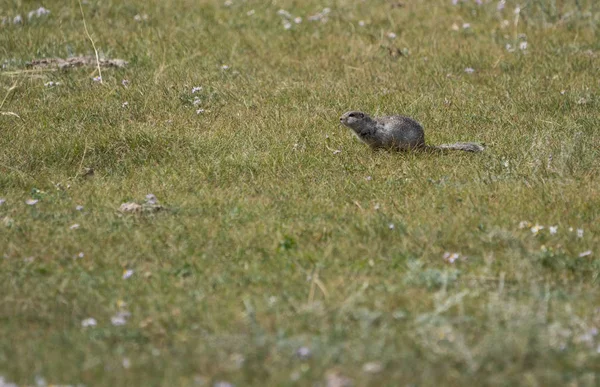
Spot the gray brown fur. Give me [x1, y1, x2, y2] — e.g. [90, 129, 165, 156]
[340, 111, 484, 152]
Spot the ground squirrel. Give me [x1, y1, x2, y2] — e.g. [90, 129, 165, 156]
[340, 111, 484, 152]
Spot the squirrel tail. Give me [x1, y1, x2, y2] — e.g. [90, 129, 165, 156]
[434, 142, 485, 152]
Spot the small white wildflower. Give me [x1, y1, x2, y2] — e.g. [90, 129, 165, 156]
[193, 97, 202, 106]
[387, 32, 397, 39]
[578, 250, 592, 257]
[462, 23, 471, 29]
[191, 86, 202, 93]
[133, 14, 148, 21]
[77, 252, 85, 259]
[296, 346, 311, 360]
[443, 252, 460, 263]
[123, 269, 134, 279]
[388, 223, 395, 230]
[196, 108, 205, 114]
[520, 222, 533, 230]
[362, 362, 383, 374]
[577, 97, 587, 105]
[277, 9, 292, 19]
[569, 227, 574, 232]
[145, 193, 157, 204]
[374, 204, 380, 210]
[560, 90, 566, 95]
[26, 199, 38, 206]
[497, 0, 506, 11]
[224, 0, 233, 6]
[221, 64, 230, 70]
[577, 229, 583, 238]
[44, 81, 59, 87]
[121, 79, 130, 87]
[530, 224, 544, 234]
[514, 6, 521, 14]
[322, 8, 331, 14]
[122, 101, 129, 108]
[365, 176, 372, 181]
[506, 44, 515, 52]
[283, 21, 292, 30]
[75, 205, 84, 211]
[36, 7, 51, 17]
[519, 41, 528, 50]
[92, 76, 102, 82]
[451, 23, 460, 31]
[549, 226, 558, 235]
[501, 19, 510, 28]
[29, 7, 50, 19]
[110, 311, 131, 326]
[122, 358, 131, 369]
[13, 15, 23, 24]
[0, 198, 5, 205]
[332, 149, 341, 155]
[70, 223, 80, 230]
[358, 20, 365, 27]
[81, 318, 97, 327]
[247, 10, 255, 16]
[110, 315, 126, 326]
[294, 17, 302, 24]
[465, 67, 475, 73]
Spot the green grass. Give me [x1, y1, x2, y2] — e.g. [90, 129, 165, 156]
[1, 0, 599, 385]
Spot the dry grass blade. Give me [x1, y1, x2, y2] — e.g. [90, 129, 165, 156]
[0, 82, 22, 120]
[78, 0, 103, 83]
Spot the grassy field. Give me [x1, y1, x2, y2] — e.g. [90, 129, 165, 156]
[1, 0, 599, 385]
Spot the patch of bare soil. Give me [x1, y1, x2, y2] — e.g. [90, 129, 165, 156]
[26, 56, 128, 70]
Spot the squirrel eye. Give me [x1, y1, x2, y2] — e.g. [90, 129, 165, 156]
[358, 113, 364, 118]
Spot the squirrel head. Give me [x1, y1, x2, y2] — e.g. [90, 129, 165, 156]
[340, 111, 371, 131]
